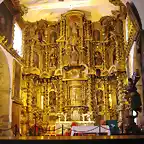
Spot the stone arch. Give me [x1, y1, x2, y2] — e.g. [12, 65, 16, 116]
[0, 46, 11, 136]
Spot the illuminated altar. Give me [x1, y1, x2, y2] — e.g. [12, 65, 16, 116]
[19, 1, 137, 135]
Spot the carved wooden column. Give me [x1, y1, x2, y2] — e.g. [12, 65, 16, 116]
[87, 75, 93, 113]
[60, 17, 65, 67]
[26, 78, 33, 127]
[46, 46, 49, 72]
[56, 80, 60, 113]
[116, 72, 125, 129]
[43, 81, 47, 112]
[104, 78, 110, 120]
[30, 40, 34, 67]
[42, 80, 48, 122]
[87, 21, 91, 67]
[59, 76, 63, 113]
[114, 18, 126, 128]
[45, 82, 49, 111]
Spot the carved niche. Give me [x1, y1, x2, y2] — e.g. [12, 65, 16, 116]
[33, 51, 39, 68]
[68, 14, 81, 46]
[94, 51, 103, 66]
[49, 91, 56, 113]
[49, 31, 57, 43]
[93, 29, 100, 41]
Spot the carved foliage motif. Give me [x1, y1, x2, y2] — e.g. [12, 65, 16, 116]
[21, 4, 130, 129]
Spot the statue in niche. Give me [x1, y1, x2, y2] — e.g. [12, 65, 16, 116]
[70, 22, 79, 37]
[69, 69, 79, 78]
[100, 16, 114, 42]
[49, 48, 57, 67]
[96, 90, 103, 105]
[72, 110, 80, 121]
[49, 91, 56, 112]
[38, 29, 45, 42]
[33, 51, 39, 68]
[71, 87, 81, 106]
[105, 48, 110, 69]
[70, 46, 79, 65]
[69, 21, 79, 46]
[50, 81, 55, 90]
[50, 31, 57, 43]
[93, 29, 100, 41]
[126, 72, 142, 116]
[94, 51, 103, 66]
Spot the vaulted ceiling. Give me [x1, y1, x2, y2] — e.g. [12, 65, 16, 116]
[19, 0, 144, 29]
[20, 0, 119, 22]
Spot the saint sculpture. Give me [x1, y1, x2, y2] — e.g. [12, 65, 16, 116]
[125, 70, 142, 134]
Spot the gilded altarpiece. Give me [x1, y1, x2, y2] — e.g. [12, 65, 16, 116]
[21, 6, 129, 133]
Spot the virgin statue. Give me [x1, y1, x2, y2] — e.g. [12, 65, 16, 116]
[69, 22, 79, 46]
[70, 46, 79, 65]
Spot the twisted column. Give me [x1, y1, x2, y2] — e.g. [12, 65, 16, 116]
[43, 82, 47, 111]
[59, 77, 63, 112]
[26, 78, 33, 127]
[46, 47, 48, 72]
[30, 40, 34, 67]
[86, 21, 91, 67]
[104, 78, 110, 119]
[116, 73, 125, 128]
[87, 75, 93, 113]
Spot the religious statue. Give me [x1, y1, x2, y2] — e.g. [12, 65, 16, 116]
[72, 110, 80, 121]
[127, 70, 142, 116]
[33, 52, 39, 68]
[50, 31, 57, 43]
[124, 70, 142, 134]
[38, 29, 45, 42]
[94, 51, 103, 66]
[70, 46, 79, 65]
[87, 112, 92, 121]
[69, 22, 79, 46]
[125, 116, 141, 134]
[49, 49, 57, 67]
[93, 29, 100, 41]
[64, 113, 67, 121]
[49, 91, 56, 113]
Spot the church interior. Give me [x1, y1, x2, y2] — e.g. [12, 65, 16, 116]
[0, 0, 144, 137]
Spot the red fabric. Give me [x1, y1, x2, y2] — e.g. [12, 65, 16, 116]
[78, 133, 82, 136]
[71, 122, 78, 127]
[64, 132, 70, 136]
[100, 120, 106, 125]
[36, 126, 38, 133]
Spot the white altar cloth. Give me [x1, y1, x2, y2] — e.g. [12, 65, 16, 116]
[71, 125, 110, 136]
